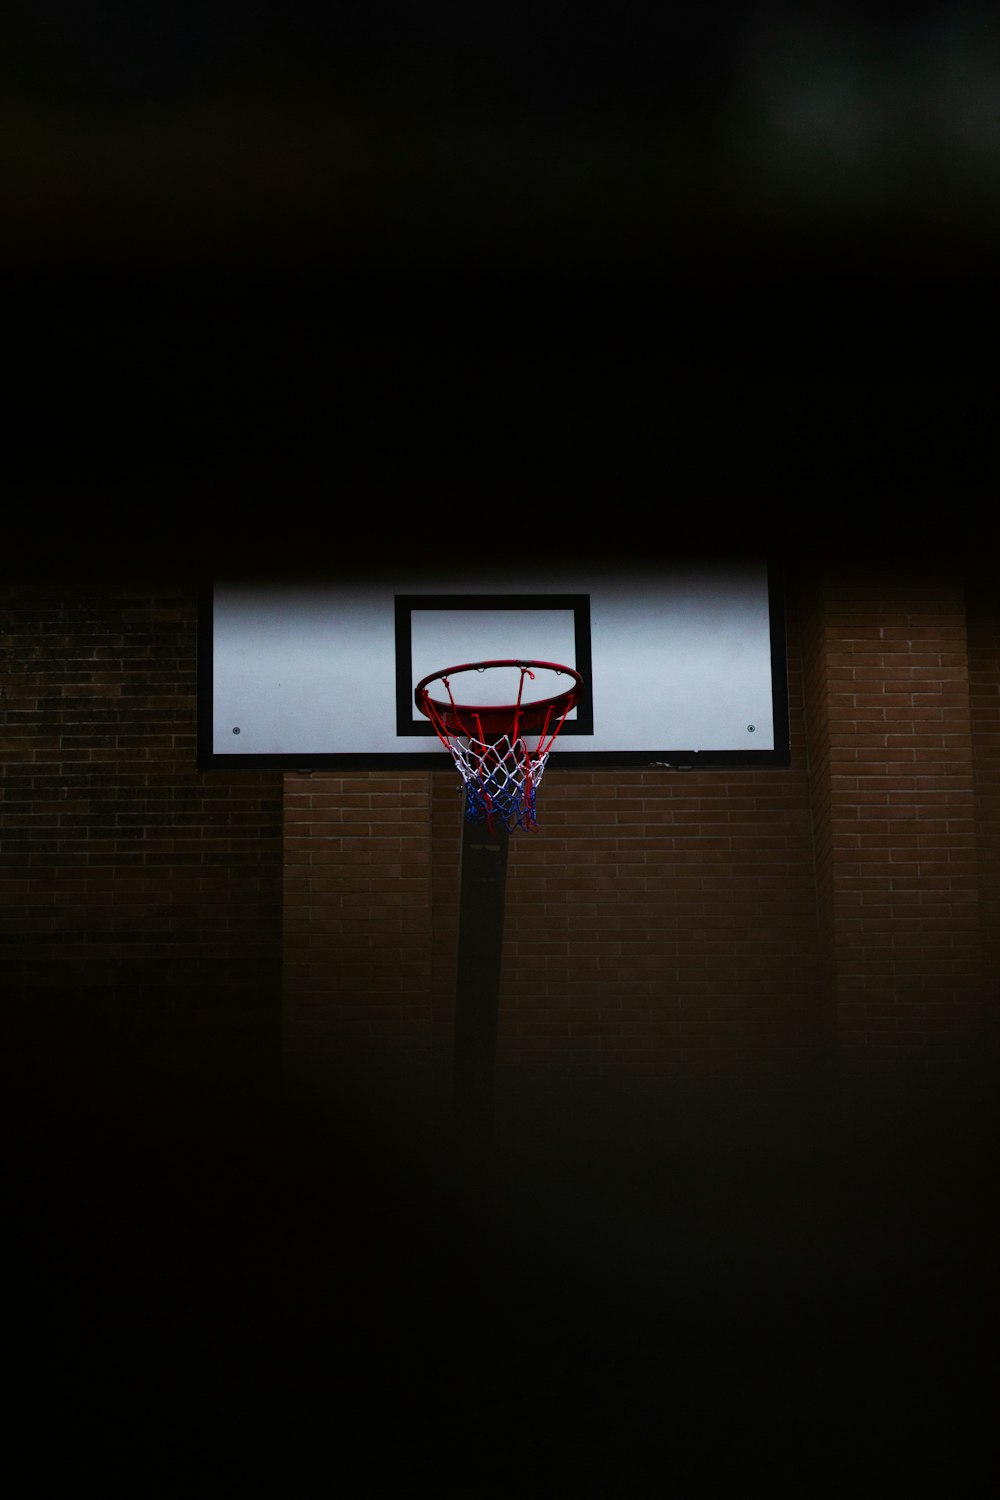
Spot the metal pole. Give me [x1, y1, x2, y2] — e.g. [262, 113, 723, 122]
[452, 812, 510, 1140]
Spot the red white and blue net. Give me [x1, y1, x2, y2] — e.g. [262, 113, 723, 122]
[415, 661, 582, 833]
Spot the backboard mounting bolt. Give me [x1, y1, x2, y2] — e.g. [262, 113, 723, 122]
[747, 724, 756, 733]
[232, 726, 241, 734]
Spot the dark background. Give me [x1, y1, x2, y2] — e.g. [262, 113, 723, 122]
[6, 4, 999, 286]
[6, 3, 997, 579]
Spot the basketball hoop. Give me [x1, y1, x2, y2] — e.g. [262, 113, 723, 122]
[415, 660, 583, 833]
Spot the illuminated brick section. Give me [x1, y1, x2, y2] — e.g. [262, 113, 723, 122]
[281, 771, 437, 1124]
[808, 564, 990, 1132]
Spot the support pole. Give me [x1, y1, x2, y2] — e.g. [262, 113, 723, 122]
[453, 812, 510, 1140]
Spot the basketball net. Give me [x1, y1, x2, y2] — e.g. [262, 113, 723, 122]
[416, 663, 580, 834]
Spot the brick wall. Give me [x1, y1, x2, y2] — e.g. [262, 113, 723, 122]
[492, 753, 827, 1153]
[803, 560, 993, 1144]
[281, 770, 437, 1130]
[0, 584, 284, 1111]
[282, 762, 831, 1156]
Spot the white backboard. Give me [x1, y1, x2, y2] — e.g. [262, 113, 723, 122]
[198, 559, 789, 768]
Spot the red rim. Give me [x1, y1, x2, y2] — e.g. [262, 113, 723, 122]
[414, 659, 583, 738]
